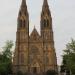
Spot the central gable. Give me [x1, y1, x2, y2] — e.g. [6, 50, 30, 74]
[29, 27, 41, 42]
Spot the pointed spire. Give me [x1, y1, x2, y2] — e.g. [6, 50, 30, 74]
[42, 0, 49, 12]
[18, 0, 29, 29]
[43, 0, 49, 7]
[19, 0, 28, 15]
[20, 0, 28, 12]
[21, 0, 27, 8]
[41, 0, 50, 16]
[30, 26, 40, 38]
[34, 26, 36, 29]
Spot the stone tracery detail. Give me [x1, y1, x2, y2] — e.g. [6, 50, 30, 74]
[30, 46, 39, 55]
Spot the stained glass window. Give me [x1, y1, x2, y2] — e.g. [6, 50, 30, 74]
[43, 19, 49, 28]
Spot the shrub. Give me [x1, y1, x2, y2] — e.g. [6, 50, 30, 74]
[46, 70, 57, 75]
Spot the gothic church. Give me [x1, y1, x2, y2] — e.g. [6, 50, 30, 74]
[13, 0, 57, 74]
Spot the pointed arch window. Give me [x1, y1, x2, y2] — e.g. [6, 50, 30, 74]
[21, 20, 25, 28]
[43, 19, 46, 28]
[19, 19, 22, 28]
[43, 19, 49, 28]
[23, 20, 26, 27]
[20, 53, 24, 64]
[47, 19, 49, 27]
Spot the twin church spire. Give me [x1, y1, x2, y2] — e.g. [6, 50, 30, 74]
[13, 0, 57, 74]
[17, 0, 51, 31]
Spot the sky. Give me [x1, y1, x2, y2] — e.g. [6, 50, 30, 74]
[0, 0, 75, 65]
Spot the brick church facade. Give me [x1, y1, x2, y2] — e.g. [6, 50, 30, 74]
[13, 0, 57, 74]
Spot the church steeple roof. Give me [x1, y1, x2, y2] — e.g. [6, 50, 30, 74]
[30, 26, 40, 37]
[41, 0, 52, 35]
[41, 0, 51, 17]
[17, 0, 29, 30]
[18, 0, 29, 17]
[43, 0, 48, 7]
[30, 27, 39, 37]
[21, 0, 27, 8]
[20, 0, 27, 12]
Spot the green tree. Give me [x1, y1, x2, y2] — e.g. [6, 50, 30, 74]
[0, 40, 13, 75]
[62, 39, 75, 75]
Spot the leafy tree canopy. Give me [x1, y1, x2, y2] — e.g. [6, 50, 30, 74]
[0, 40, 13, 75]
[62, 39, 75, 74]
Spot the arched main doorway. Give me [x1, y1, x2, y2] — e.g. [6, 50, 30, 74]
[30, 62, 41, 74]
